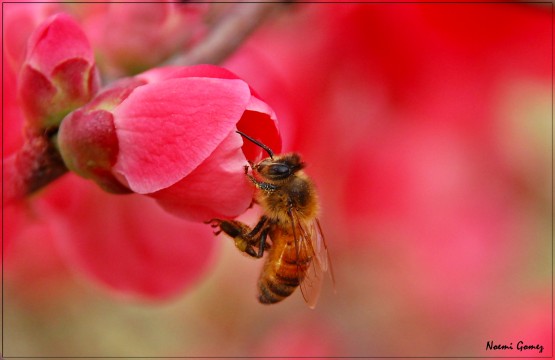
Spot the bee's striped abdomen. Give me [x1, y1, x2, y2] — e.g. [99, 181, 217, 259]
[258, 263, 299, 304]
[258, 230, 310, 304]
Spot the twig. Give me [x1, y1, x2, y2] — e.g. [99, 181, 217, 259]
[3, 134, 67, 205]
[167, 3, 286, 66]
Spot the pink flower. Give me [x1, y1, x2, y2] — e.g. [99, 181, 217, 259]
[38, 174, 217, 300]
[58, 64, 281, 222]
[17, 13, 100, 133]
[2, 4, 62, 158]
[5, 8, 280, 303]
[82, 2, 208, 75]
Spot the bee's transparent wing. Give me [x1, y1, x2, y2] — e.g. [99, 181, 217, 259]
[290, 211, 333, 309]
[313, 219, 335, 286]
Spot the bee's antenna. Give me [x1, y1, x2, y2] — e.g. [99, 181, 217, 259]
[236, 130, 274, 159]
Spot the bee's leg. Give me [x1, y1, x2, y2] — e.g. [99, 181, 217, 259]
[249, 216, 272, 253]
[205, 218, 224, 235]
[227, 221, 259, 258]
[256, 226, 271, 258]
[206, 218, 266, 258]
[248, 215, 268, 237]
[243, 162, 276, 193]
[246, 173, 278, 192]
[242, 216, 272, 254]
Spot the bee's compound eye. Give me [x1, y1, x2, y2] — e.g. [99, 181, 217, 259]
[268, 164, 290, 177]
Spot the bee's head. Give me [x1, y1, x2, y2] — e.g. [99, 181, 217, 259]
[236, 130, 304, 181]
[254, 154, 305, 181]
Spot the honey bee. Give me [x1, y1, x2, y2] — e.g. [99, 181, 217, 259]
[208, 130, 334, 308]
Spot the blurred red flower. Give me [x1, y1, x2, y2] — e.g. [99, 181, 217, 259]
[3, 3, 60, 73]
[81, 2, 208, 75]
[39, 174, 219, 300]
[253, 318, 342, 357]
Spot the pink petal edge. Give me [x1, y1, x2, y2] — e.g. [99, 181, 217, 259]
[151, 129, 254, 222]
[112, 77, 251, 194]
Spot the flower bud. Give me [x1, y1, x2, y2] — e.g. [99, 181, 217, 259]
[85, 3, 208, 75]
[18, 13, 100, 133]
[58, 78, 145, 193]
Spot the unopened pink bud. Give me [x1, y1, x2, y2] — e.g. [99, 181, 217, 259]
[58, 78, 145, 193]
[18, 13, 100, 133]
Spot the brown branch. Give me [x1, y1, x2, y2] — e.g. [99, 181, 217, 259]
[167, 3, 287, 66]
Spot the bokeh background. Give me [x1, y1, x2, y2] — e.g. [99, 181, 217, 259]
[3, 2, 552, 358]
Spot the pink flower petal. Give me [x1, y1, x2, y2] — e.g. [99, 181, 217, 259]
[86, 76, 147, 110]
[112, 77, 251, 194]
[58, 108, 130, 194]
[40, 174, 217, 300]
[151, 129, 253, 222]
[137, 64, 242, 83]
[246, 94, 277, 119]
[137, 66, 282, 162]
[52, 58, 99, 102]
[237, 107, 281, 162]
[18, 64, 57, 126]
[26, 13, 93, 76]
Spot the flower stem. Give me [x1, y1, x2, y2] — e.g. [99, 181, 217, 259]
[3, 134, 68, 205]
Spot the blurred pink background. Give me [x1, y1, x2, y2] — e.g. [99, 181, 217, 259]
[3, 3, 552, 357]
